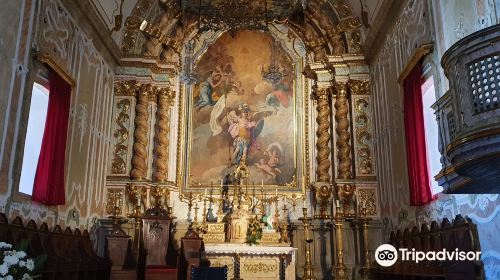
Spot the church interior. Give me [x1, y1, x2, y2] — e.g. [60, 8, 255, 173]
[1, 0, 500, 279]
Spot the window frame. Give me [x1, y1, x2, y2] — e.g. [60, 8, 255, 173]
[12, 54, 75, 205]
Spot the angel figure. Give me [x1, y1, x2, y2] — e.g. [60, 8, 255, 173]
[255, 149, 282, 179]
[227, 104, 265, 165]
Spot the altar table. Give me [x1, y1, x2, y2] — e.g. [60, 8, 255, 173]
[203, 244, 297, 280]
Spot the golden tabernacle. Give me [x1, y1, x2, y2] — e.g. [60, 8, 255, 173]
[191, 163, 297, 279]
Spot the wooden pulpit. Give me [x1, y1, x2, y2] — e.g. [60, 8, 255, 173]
[142, 206, 174, 266]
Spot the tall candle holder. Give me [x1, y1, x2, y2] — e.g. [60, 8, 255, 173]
[212, 190, 225, 222]
[202, 197, 208, 224]
[193, 203, 199, 225]
[333, 202, 348, 280]
[280, 204, 290, 243]
[181, 192, 196, 220]
[109, 195, 126, 236]
[359, 204, 373, 279]
[299, 207, 316, 280]
[273, 198, 280, 230]
[128, 202, 143, 266]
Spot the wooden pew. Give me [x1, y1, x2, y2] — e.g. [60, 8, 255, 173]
[372, 214, 484, 280]
[0, 213, 110, 280]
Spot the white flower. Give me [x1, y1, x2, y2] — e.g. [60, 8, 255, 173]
[0, 263, 8, 276]
[0, 243, 12, 249]
[3, 255, 18, 266]
[22, 273, 32, 280]
[5, 275, 13, 280]
[15, 251, 26, 259]
[25, 259, 34, 271]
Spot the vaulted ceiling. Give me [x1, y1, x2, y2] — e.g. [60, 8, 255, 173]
[87, 0, 391, 61]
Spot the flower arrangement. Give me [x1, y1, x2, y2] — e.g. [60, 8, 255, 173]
[246, 215, 263, 245]
[0, 241, 45, 280]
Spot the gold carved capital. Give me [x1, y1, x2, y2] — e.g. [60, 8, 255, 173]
[115, 80, 139, 96]
[313, 86, 332, 103]
[155, 87, 176, 106]
[334, 82, 349, 98]
[349, 80, 370, 95]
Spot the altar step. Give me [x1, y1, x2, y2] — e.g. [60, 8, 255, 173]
[145, 266, 177, 280]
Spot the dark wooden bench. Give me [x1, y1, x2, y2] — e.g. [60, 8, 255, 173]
[0, 213, 110, 280]
[372, 214, 484, 280]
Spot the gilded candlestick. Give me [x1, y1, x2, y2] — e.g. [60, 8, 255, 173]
[202, 197, 208, 224]
[333, 203, 348, 280]
[299, 207, 316, 280]
[193, 203, 199, 225]
[359, 205, 372, 279]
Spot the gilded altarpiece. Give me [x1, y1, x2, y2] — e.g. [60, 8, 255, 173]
[177, 28, 309, 195]
[350, 80, 375, 179]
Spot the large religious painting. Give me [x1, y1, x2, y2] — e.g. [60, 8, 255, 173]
[178, 29, 308, 192]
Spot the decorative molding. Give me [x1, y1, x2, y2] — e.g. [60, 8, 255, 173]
[111, 98, 131, 175]
[397, 43, 434, 85]
[60, 0, 120, 65]
[35, 52, 76, 87]
[353, 95, 374, 176]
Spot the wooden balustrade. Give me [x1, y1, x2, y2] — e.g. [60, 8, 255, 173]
[0, 213, 110, 280]
[373, 214, 484, 280]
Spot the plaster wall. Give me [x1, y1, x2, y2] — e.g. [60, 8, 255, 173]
[0, 0, 114, 231]
[370, 0, 500, 278]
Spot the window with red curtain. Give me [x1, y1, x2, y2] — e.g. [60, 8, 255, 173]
[402, 60, 435, 206]
[31, 69, 72, 205]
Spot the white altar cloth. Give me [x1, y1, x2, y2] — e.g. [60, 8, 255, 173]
[204, 244, 297, 280]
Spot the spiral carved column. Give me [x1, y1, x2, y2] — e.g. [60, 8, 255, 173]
[314, 86, 332, 182]
[334, 82, 352, 180]
[312, 86, 333, 219]
[154, 87, 174, 183]
[130, 83, 151, 180]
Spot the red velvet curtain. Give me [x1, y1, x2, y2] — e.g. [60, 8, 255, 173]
[32, 70, 71, 205]
[403, 61, 434, 206]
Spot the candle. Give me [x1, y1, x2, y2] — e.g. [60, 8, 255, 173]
[336, 200, 340, 208]
[139, 20, 148, 31]
[275, 188, 278, 197]
[284, 196, 287, 205]
[205, 188, 207, 196]
[137, 192, 141, 207]
[261, 179, 264, 187]
[221, 178, 223, 188]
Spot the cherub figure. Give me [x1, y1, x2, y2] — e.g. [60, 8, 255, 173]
[255, 150, 282, 179]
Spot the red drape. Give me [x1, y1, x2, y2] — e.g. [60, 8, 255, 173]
[403, 61, 434, 206]
[32, 70, 71, 205]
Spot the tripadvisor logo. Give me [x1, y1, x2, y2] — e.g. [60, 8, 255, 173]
[374, 244, 482, 267]
[375, 244, 398, 267]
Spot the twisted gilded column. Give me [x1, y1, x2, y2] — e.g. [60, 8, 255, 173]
[313, 86, 332, 182]
[154, 87, 175, 182]
[334, 82, 352, 179]
[130, 83, 151, 180]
